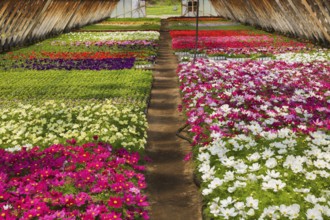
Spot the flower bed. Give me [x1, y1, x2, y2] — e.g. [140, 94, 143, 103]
[4, 51, 153, 60]
[0, 69, 152, 102]
[179, 59, 330, 141]
[1, 32, 159, 70]
[177, 59, 330, 219]
[170, 30, 264, 38]
[55, 31, 160, 42]
[0, 100, 147, 151]
[0, 141, 149, 219]
[198, 130, 330, 219]
[275, 50, 330, 62]
[11, 58, 135, 70]
[172, 36, 307, 51]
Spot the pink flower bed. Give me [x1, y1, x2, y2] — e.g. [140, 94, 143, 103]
[172, 35, 307, 51]
[178, 59, 330, 144]
[0, 141, 149, 220]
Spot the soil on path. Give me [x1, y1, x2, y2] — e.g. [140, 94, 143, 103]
[146, 20, 202, 220]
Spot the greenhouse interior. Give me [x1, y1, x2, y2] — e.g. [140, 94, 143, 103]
[0, 0, 329, 219]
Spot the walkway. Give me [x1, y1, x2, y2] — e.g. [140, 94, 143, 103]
[146, 20, 202, 220]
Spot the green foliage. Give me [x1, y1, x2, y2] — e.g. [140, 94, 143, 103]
[81, 18, 161, 31]
[0, 69, 152, 103]
[146, 5, 181, 16]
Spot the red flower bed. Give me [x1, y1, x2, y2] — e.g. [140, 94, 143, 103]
[169, 30, 263, 38]
[172, 36, 306, 50]
[4, 51, 148, 60]
[0, 141, 149, 220]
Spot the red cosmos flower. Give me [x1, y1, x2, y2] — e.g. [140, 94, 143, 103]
[136, 195, 149, 207]
[123, 194, 135, 205]
[100, 212, 122, 220]
[108, 197, 122, 208]
[66, 138, 77, 145]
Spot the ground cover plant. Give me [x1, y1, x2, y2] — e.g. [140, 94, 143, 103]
[0, 69, 152, 102]
[172, 34, 308, 52]
[146, 5, 181, 16]
[275, 49, 330, 62]
[80, 18, 161, 31]
[177, 59, 330, 219]
[0, 100, 148, 151]
[167, 18, 254, 31]
[0, 22, 158, 218]
[1, 31, 159, 69]
[0, 141, 150, 219]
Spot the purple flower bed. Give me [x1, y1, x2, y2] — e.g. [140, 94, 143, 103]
[0, 141, 149, 219]
[11, 58, 135, 71]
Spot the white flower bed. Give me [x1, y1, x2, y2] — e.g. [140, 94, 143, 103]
[0, 100, 147, 151]
[198, 128, 330, 219]
[58, 31, 160, 42]
[276, 50, 330, 63]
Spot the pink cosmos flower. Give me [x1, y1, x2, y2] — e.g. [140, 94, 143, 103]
[108, 197, 122, 209]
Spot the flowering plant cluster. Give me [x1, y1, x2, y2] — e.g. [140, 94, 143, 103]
[275, 49, 330, 63]
[3, 51, 155, 61]
[80, 18, 161, 31]
[179, 59, 330, 141]
[198, 130, 330, 219]
[1, 31, 159, 70]
[0, 141, 150, 219]
[10, 58, 135, 70]
[56, 31, 160, 42]
[177, 59, 330, 219]
[172, 35, 307, 51]
[0, 69, 152, 102]
[205, 46, 310, 57]
[170, 30, 264, 38]
[50, 40, 157, 49]
[0, 100, 148, 151]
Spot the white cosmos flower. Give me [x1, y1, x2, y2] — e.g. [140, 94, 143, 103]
[202, 188, 213, 196]
[247, 152, 261, 161]
[227, 186, 237, 193]
[234, 202, 245, 210]
[220, 207, 238, 219]
[198, 152, 211, 162]
[246, 197, 259, 210]
[262, 179, 286, 192]
[250, 163, 261, 172]
[209, 201, 221, 216]
[235, 162, 248, 174]
[209, 178, 223, 189]
[246, 208, 255, 216]
[223, 171, 235, 182]
[305, 195, 319, 204]
[266, 170, 281, 179]
[262, 149, 275, 159]
[265, 158, 278, 168]
[306, 207, 323, 220]
[220, 197, 235, 207]
[306, 172, 317, 180]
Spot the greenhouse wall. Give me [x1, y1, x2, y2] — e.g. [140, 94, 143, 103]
[181, 0, 217, 17]
[0, 0, 118, 52]
[110, 0, 146, 18]
[210, 0, 330, 44]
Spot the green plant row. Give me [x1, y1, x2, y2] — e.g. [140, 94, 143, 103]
[0, 69, 152, 104]
[81, 24, 161, 31]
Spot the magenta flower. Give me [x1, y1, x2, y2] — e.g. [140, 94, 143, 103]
[136, 195, 149, 207]
[123, 194, 136, 205]
[108, 197, 122, 209]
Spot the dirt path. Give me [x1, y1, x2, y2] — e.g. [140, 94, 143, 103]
[146, 20, 202, 220]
